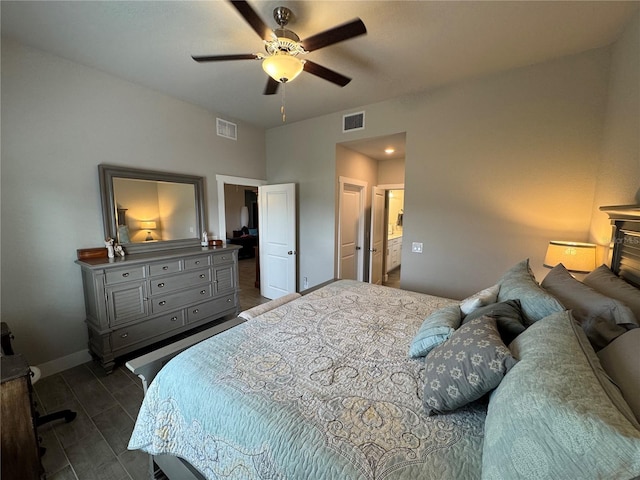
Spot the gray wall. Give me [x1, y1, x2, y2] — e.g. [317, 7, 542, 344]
[589, 12, 640, 248]
[1, 39, 266, 367]
[266, 24, 638, 299]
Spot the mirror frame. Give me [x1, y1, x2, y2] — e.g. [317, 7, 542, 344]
[98, 164, 206, 255]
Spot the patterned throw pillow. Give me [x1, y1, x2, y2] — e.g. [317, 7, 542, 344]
[423, 315, 517, 415]
[462, 299, 527, 345]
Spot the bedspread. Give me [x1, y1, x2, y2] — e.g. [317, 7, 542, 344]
[129, 280, 486, 479]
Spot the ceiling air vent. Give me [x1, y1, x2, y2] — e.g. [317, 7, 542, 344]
[217, 118, 237, 140]
[342, 111, 365, 132]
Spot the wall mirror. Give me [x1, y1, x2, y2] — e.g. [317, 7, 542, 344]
[99, 164, 206, 254]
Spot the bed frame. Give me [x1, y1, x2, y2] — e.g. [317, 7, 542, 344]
[126, 208, 640, 480]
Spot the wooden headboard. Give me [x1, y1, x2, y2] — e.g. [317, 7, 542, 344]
[601, 205, 640, 289]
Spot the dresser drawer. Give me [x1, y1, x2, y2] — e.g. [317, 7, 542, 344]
[105, 266, 146, 285]
[185, 256, 210, 270]
[149, 260, 181, 277]
[111, 311, 185, 351]
[149, 269, 211, 295]
[151, 285, 213, 314]
[186, 294, 236, 324]
[212, 252, 235, 265]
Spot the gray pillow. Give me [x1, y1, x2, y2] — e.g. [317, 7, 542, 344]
[482, 311, 640, 480]
[541, 263, 638, 351]
[497, 259, 564, 325]
[598, 328, 640, 424]
[409, 305, 462, 358]
[584, 265, 640, 323]
[462, 299, 526, 345]
[422, 315, 516, 415]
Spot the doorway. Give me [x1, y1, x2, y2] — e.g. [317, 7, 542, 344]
[217, 175, 267, 310]
[335, 133, 406, 288]
[337, 177, 366, 281]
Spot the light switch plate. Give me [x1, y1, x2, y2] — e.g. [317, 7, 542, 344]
[412, 242, 423, 253]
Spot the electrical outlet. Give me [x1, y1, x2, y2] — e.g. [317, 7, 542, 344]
[303, 277, 309, 289]
[412, 242, 423, 254]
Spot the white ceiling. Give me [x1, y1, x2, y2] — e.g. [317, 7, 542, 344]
[2, 1, 638, 130]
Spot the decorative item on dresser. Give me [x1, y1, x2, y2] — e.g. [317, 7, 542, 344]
[76, 245, 241, 373]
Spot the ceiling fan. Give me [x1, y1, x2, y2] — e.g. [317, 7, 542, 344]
[192, 0, 367, 95]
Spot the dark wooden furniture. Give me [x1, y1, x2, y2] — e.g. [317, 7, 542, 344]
[1, 354, 43, 480]
[228, 235, 257, 259]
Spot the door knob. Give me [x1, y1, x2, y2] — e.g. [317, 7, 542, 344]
[288, 250, 297, 255]
[356, 246, 362, 250]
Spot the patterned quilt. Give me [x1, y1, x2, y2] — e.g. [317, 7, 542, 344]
[129, 280, 486, 479]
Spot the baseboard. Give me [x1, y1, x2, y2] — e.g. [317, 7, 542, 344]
[36, 349, 92, 378]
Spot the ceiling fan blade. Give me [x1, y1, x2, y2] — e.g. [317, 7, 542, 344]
[303, 60, 351, 87]
[229, 0, 272, 41]
[263, 77, 280, 95]
[301, 18, 366, 52]
[192, 53, 259, 62]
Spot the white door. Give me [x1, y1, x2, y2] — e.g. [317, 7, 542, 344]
[258, 183, 296, 299]
[338, 179, 365, 281]
[369, 187, 385, 284]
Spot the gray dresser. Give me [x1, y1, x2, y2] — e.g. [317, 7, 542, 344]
[76, 245, 241, 373]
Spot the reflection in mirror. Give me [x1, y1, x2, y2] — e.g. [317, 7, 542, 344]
[99, 165, 206, 255]
[113, 178, 197, 244]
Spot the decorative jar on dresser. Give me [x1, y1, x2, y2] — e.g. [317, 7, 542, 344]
[76, 245, 241, 373]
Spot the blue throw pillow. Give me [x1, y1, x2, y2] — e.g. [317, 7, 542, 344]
[409, 305, 462, 358]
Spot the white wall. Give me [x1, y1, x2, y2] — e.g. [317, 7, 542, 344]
[589, 11, 640, 249]
[1, 39, 266, 368]
[267, 47, 615, 299]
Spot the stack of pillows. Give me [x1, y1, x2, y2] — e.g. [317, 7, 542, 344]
[409, 258, 639, 418]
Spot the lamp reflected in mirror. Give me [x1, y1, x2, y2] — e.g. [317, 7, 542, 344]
[140, 221, 157, 242]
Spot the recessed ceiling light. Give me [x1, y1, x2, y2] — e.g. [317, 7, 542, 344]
[384, 147, 395, 154]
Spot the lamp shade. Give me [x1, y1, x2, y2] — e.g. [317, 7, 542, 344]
[262, 54, 304, 83]
[543, 241, 596, 273]
[139, 221, 156, 230]
[240, 206, 249, 228]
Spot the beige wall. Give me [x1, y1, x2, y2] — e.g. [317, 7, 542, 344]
[267, 46, 616, 299]
[378, 158, 406, 185]
[589, 12, 640, 254]
[1, 39, 266, 367]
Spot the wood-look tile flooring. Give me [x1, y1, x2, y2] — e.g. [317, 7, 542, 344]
[34, 258, 269, 480]
[384, 266, 401, 289]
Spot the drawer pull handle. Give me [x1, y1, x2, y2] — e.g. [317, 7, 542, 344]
[171, 316, 178, 322]
[157, 282, 165, 288]
[122, 272, 129, 277]
[120, 333, 128, 338]
[200, 290, 206, 295]
[199, 274, 206, 279]
[195, 260, 200, 265]
[193, 309, 199, 314]
[222, 256, 227, 260]
[159, 301, 167, 306]
[162, 266, 169, 270]
[227, 298, 231, 302]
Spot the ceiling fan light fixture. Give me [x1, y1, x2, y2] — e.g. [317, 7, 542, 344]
[262, 54, 304, 83]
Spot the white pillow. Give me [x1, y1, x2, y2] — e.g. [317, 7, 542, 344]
[460, 284, 500, 316]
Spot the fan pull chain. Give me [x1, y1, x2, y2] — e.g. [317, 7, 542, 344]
[281, 82, 286, 123]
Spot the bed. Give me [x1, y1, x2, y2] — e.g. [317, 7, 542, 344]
[127, 205, 640, 480]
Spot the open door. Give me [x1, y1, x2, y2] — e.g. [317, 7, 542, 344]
[258, 183, 297, 299]
[369, 186, 385, 284]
